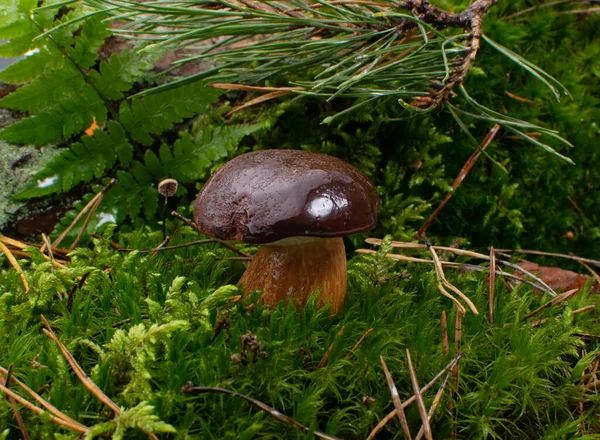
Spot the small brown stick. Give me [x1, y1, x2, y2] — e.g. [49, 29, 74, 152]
[344, 328, 373, 359]
[495, 248, 600, 269]
[441, 311, 449, 355]
[414, 361, 454, 440]
[3, 364, 30, 440]
[489, 246, 496, 326]
[0, 240, 29, 293]
[67, 271, 91, 312]
[41, 233, 54, 260]
[578, 261, 600, 287]
[318, 326, 345, 368]
[523, 288, 579, 320]
[151, 235, 171, 257]
[90, 313, 150, 338]
[40, 315, 121, 415]
[182, 385, 340, 440]
[171, 210, 251, 258]
[380, 355, 412, 439]
[119, 238, 219, 254]
[367, 354, 462, 440]
[406, 349, 432, 440]
[364, 239, 558, 296]
[417, 124, 500, 237]
[226, 90, 293, 116]
[356, 249, 548, 292]
[567, 196, 585, 217]
[52, 178, 116, 249]
[531, 304, 596, 327]
[70, 193, 105, 250]
[0, 365, 88, 432]
[506, 0, 594, 19]
[450, 311, 463, 439]
[504, 90, 536, 104]
[0, 383, 88, 433]
[423, 235, 478, 315]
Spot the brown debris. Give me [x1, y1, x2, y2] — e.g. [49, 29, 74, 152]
[515, 262, 599, 293]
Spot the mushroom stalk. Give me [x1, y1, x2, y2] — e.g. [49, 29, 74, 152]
[238, 237, 347, 313]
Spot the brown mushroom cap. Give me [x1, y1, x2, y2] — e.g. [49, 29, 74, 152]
[194, 149, 378, 244]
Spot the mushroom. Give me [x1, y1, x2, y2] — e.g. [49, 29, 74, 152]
[193, 149, 378, 313]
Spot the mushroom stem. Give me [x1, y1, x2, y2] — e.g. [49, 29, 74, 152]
[238, 237, 347, 314]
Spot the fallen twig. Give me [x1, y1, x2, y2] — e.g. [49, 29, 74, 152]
[171, 210, 251, 258]
[356, 248, 547, 292]
[318, 326, 345, 368]
[344, 328, 373, 360]
[363, 238, 558, 296]
[417, 123, 500, 237]
[441, 311, 449, 355]
[40, 315, 121, 415]
[181, 384, 340, 440]
[523, 288, 579, 320]
[496, 248, 600, 269]
[0, 240, 29, 292]
[0, 365, 88, 433]
[367, 354, 462, 440]
[489, 246, 496, 325]
[52, 178, 116, 249]
[380, 355, 412, 439]
[2, 364, 29, 440]
[406, 349, 433, 440]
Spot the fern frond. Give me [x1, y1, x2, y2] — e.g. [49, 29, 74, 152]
[13, 121, 133, 199]
[0, 47, 58, 83]
[118, 82, 222, 146]
[90, 48, 164, 101]
[152, 123, 264, 182]
[0, 67, 83, 112]
[0, 84, 107, 145]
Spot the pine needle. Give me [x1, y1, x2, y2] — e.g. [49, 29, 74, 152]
[0, 241, 29, 293]
[380, 355, 412, 439]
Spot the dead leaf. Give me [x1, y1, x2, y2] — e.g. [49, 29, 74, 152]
[515, 261, 599, 293]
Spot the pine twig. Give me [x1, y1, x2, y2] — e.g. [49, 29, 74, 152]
[423, 235, 478, 315]
[489, 246, 496, 325]
[367, 354, 462, 440]
[171, 210, 251, 258]
[496, 248, 600, 269]
[364, 238, 558, 296]
[0, 240, 29, 293]
[414, 360, 454, 440]
[380, 355, 412, 439]
[344, 328, 373, 359]
[52, 178, 116, 249]
[181, 384, 340, 440]
[523, 288, 579, 320]
[441, 311, 449, 355]
[417, 123, 500, 237]
[406, 349, 433, 440]
[450, 311, 463, 439]
[356, 248, 549, 292]
[2, 364, 30, 440]
[40, 315, 121, 414]
[0, 365, 88, 433]
[318, 326, 345, 368]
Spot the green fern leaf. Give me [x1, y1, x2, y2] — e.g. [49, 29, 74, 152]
[90, 48, 164, 101]
[0, 84, 107, 145]
[119, 82, 222, 145]
[64, 14, 109, 68]
[0, 66, 83, 112]
[13, 121, 132, 199]
[158, 123, 264, 182]
[0, 47, 58, 83]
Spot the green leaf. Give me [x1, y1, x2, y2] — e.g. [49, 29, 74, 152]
[119, 82, 222, 145]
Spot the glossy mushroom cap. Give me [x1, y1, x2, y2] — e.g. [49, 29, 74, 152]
[194, 149, 378, 243]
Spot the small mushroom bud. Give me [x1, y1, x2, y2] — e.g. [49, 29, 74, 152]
[158, 178, 178, 197]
